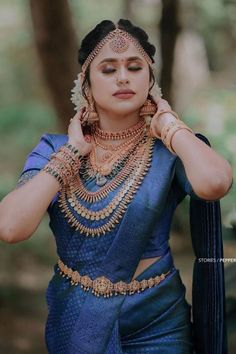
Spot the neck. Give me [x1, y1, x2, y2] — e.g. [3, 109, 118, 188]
[95, 107, 141, 132]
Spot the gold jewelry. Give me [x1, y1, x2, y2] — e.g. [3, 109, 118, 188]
[93, 130, 142, 152]
[69, 139, 144, 204]
[109, 31, 129, 53]
[42, 145, 83, 188]
[82, 28, 153, 73]
[57, 257, 171, 297]
[140, 98, 157, 117]
[151, 109, 180, 139]
[81, 89, 99, 125]
[64, 143, 83, 159]
[90, 129, 145, 176]
[157, 109, 180, 120]
[162, 120, 194, 154]
[92, 118, 146, 140]
[58, 134, 155, 237]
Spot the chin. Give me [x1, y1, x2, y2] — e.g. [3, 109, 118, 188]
[107, 101, 144, 116]
[110, 107, 140, 117]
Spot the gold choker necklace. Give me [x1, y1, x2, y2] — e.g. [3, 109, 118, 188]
[92, 118, 146, 140]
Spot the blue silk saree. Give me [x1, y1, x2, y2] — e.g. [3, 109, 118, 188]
[17, 132, 228, 354]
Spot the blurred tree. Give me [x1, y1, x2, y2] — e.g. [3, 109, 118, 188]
[160, 0, 181, 105]
[123, 0, 133, 18]
[30, 0, 79, 132]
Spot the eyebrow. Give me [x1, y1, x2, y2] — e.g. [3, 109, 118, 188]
[98, 56, 144, 64]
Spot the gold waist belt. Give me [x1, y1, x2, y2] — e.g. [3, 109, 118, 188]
[57, 258, 171, 298]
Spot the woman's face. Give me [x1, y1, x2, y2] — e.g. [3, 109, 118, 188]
[88, 39, 151, 116]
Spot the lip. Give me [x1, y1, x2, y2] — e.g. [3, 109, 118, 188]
[113, 89, 135, 99]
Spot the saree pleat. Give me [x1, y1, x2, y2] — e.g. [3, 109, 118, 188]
[68, 251, 193, 354]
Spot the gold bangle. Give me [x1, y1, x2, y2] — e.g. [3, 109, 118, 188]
[163, 122, 194, 154]
[154, 109, 180, 121]
[168, 126, 194, 154]
[151, 110, 180, 139]
[64, 143, 83, 159]
[42, 147, 82, 188]
[161, 120, 177, 142]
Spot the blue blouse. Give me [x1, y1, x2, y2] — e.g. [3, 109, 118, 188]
[17, 133, 206, 262]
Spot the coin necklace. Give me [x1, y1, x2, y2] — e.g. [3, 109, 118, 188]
[68, 132, 148, 203]
[58, 133, 155, 237]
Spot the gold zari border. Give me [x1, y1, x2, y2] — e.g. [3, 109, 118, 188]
[57, 258, 171, 298]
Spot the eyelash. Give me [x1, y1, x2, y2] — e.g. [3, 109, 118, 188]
[102, 67, 143, 74]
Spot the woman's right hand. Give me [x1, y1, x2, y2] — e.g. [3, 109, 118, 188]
[68, 108, 92, 156]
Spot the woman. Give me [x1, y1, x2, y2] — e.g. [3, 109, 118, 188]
[0, 19, 233, 354]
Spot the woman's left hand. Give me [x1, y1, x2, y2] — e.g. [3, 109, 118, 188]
[149, 97, 176, 138]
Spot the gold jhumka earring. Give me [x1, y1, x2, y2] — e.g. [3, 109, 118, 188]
[83, 87, 99, 125]
[139, 98, 157, 117]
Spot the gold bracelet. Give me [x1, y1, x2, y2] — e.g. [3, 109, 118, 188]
[42, 147, 82, 188]
[151, 109, 180, 139]
[154, 109, 180, 121]
[162, 121, 194, 154]
[64, 143, 83, 159]
[168, 126, 194, 154]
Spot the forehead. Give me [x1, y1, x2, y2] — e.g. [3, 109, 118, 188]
[91, 41, 147, 66]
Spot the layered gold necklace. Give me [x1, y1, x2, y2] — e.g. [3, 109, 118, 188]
[58, 120, 155, 237]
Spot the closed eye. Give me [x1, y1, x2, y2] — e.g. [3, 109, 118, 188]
[128, 66, 142, 71]
[102, 66, 143, 74]
[102, 68, 116, 74]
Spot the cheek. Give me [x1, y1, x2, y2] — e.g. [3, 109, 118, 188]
[136, 69, 150, 89]
[136, 75, 150, 101]
[90, 74, 112, 102]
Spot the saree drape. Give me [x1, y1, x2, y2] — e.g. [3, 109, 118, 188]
[17, 132, 228, 354]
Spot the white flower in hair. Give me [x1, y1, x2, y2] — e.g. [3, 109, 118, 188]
[71, 72, 87, 112]
[149, 82, 163, 100]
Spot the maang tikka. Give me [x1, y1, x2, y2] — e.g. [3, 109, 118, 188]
[71, 27, 163, 125]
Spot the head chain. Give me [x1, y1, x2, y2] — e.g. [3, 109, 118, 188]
[81, 28, 154, 73]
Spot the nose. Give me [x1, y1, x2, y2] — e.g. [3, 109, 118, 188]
[116, 67, 129, 86]
[116, 77, 129, 85]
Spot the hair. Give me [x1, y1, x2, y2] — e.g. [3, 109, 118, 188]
[78, 19, 156, 98]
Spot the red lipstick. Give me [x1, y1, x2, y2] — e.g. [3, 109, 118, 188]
[113, 89, 135, 99]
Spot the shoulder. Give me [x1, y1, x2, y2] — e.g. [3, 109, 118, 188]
[21, 132, 68, 168]
[38, 133, 68, 152]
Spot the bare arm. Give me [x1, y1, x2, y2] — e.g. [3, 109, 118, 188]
[0, 110, 91, 244]
[151, 98, 233, 201]
[0, 171, 60, 243]
[170, 128, 233, 200]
